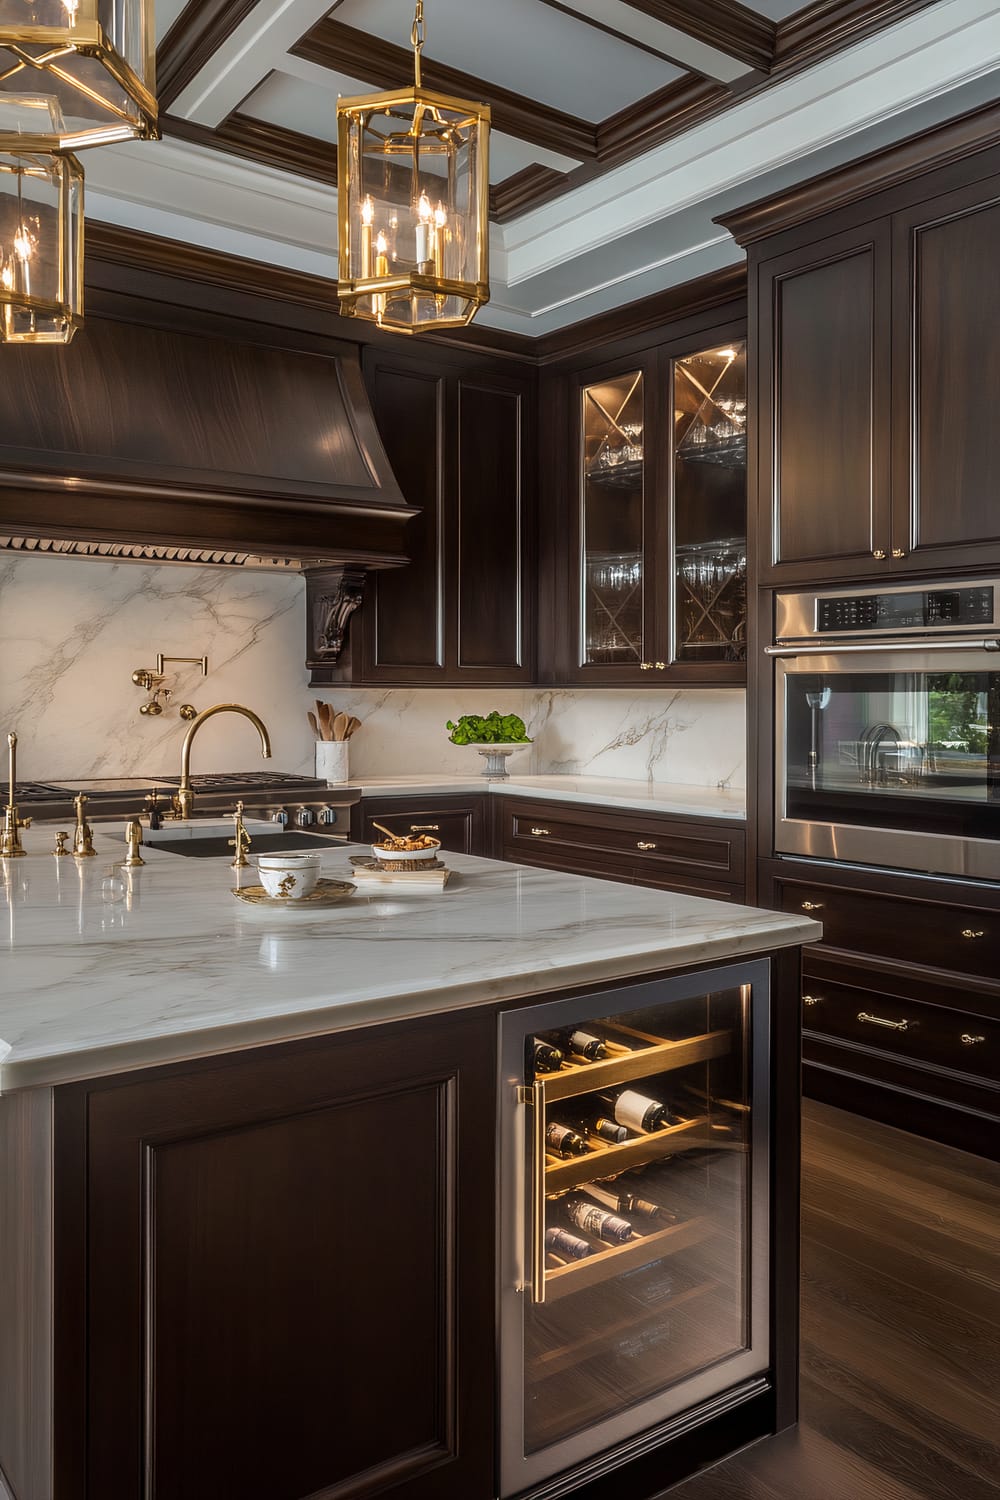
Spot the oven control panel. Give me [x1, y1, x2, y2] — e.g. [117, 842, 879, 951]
[816, 585, 995, 634]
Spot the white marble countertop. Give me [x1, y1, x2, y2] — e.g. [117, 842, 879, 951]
[0, 829, 815, 1092]
[349, 774, 747, 821]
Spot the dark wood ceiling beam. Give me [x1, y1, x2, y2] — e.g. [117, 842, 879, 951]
[597, 75, 727, 165]
[163, 111, 338, 185]
[774, 0, 938, 70]
[491, 164, 570, 222]
[291, 18, 598, 162]
[157, 0, 262, 112]
[619, 0, 776, 75]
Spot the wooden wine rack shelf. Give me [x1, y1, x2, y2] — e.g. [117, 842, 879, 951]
[545, 1115, 709, 1192]
[541, 1029, 731, 1104]
[544, 1214, 711, 1304]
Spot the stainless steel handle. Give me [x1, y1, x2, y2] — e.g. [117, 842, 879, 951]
[410, 824, 440, 832]
[531, 827, 550, 837]
[961, 928, 986, 940]
[800, 900, 823, 912]
[858, 1011, 912, 1032]
[637, 841, 657, 851]
[802, 994, 822, 1007]
[961, 1033, 985, 1046]
[766, 638, 1000, 657]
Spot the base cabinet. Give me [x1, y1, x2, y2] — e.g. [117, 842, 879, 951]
[350, 793, 490, 857]
[761, 859, 1000, 1158]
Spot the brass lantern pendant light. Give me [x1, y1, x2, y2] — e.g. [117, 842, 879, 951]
[0, 147, 82, 342]
[0, 0, 158, 149]
[336, 0, 490, 334]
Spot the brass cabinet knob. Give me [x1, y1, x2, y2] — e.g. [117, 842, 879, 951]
[802, 994, 822, 1007]
[961, 928, 986, 939]
[640, 662, 653, 670]
[872, 549, 887, 560]
[411, 824, 440, 832]
[892, 548, 906, 558]
[636, 841, 657, 851]
[961, 1033, 985, 1046]
[800, 900, 823, 911]
[530, 827, 550, 837]
[858, 1011, 911, 1032]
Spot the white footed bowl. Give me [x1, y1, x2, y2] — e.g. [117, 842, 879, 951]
[256, 852, 321, 899]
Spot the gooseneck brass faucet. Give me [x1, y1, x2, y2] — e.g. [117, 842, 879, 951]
[174, 704, 272, 820]
[2, 731, 31, 858]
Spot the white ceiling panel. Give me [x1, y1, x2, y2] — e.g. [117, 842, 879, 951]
[156, 0, 189, 44]
[743, 0, 808, 18]
[330, 0, 683, 117]
[556, 1, 750, 83]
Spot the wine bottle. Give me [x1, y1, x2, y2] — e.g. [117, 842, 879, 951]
[597, 1088, 680, 1133]
[545, 1226, 592, 1260]
[565, 1195, 634, 1244]
[551, 1109, 630, 1146]
[549, 1027, 607, 1061]
[582, 1181, 675, 1222]
[545, 1121, 590, 1157]
[531, 1038, 563, 1074]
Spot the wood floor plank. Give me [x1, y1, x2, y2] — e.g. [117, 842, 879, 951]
[669, 1102, 1000, 1500]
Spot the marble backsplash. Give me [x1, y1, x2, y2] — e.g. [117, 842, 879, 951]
[0, 554, 745, 789]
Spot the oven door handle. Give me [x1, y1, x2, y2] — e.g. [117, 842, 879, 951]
[766, 638, 1000, 657]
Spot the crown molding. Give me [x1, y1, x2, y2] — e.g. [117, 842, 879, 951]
[621, 0, 775, 74]
[157, 0, 262, 111]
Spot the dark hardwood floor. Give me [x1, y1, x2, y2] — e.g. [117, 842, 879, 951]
[672, 1100, 1000, 1500]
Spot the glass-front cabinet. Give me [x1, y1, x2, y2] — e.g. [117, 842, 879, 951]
[498, 962, 770, 1495]
[572, 335, 746, 684]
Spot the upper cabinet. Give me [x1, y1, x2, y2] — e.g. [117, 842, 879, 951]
[554, 328, 747, 686]
[311, 346, 536, 686]
[727, 125, 1000, 587]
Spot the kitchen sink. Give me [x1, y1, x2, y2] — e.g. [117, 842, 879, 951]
[152, 832, 347, 858]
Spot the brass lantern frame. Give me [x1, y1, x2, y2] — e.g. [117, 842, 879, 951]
[336, 79, 491, 334]
[0, 149, 84, 344]
[0, 0, 158, 149]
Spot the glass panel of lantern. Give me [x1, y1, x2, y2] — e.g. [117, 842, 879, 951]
[337, 86, 490, 333]
[0, 149, 82, 343]
[0, 0, 157, 148]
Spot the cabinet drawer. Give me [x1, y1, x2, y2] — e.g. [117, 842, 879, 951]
[504, 801, 745, 885]
[801, 976, 999, 1084]
[775, 877, 1000, 980]
[353, 796, 489, 857]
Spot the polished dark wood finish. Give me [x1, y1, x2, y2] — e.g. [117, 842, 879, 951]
[756, 225, 892, 582]
[500, 797, 746, 900]
[671, 1100, 1000, 1500]
[457, 382, 528, 673]
[163, 109, 338, 187]
[0, 313, 416, 566]
[55, 1010, 496, 1500]
[773, 0, 939, 71]
[892, 175, 1000, 571]
[619, 0, 776, 73]
[156, 0, 260, 111]
[351, 794, 490, 857]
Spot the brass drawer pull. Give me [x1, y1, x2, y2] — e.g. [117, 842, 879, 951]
[639, 662, 667, 671]
[637, 841, 657, 851]
[872, 549, 887, 560]
[802, 995, 822, 1007]
[961, 928, 986, 940]
[410, 824, 440, 832]
[531, 827, 550, 837]
[800, 900, 823, 912]
[961, 1033, 986, 1046]
[858, 1011, 911, 1032]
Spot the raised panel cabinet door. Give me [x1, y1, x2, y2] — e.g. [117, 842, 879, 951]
[757, 224, 892, 583]
[361, 359, 447, 679]
[892, 177, 1000, 570]
[455, 376, 535, 680]
[61, 1012, 496, 1500]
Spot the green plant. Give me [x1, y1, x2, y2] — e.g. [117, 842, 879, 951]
[446, 711, 532, 745]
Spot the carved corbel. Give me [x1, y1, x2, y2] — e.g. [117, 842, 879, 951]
[304, 565, 367, 667]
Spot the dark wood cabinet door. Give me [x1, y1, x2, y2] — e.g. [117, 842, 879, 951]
[892, 175, 1000, 571]
[756, 224, 892, 584]
[58, 1013, 496, 1500]
[352, 794, 491, 857]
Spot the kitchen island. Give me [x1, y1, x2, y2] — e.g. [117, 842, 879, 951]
[0, 833, 818, 1500]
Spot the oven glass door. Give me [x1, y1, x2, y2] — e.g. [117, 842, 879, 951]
[776, 648, 1000, 872]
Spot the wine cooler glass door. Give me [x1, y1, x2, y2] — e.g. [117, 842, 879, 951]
[498, 960, 771, 1497]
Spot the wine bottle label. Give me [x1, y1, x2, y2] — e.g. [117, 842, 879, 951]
[594, 1117, 629, 1143]
[546, 1122, 587, 1156]
[613, 1089, 662, 1132]
[624, 1195, 661, 1220]
[545, 1226, 592, 1260]
[566, 1199, 633, 1244]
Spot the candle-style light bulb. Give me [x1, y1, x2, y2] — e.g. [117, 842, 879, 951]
[432, 202, 447, 279]
[415, 191, 433, 268]
[360, 193, 374, 277]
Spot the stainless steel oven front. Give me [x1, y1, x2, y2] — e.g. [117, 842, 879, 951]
[769, 579, 1000, 881]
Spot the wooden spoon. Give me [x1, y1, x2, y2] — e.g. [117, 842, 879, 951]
[314, 701, 330, 740]
[307, 710, 320, 739]
[371, 821, 404, 848]
[333, 711, 350, 742]
[347, 716, 362, 738]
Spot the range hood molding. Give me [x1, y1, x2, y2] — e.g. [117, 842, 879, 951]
[0, 314, 416, 569]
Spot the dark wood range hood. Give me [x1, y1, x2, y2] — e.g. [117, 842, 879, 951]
[0, 313, 415, 570]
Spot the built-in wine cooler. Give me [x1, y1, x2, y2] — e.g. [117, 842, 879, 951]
[498, 961, 771, 1495]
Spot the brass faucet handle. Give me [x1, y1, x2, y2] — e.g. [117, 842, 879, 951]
[229, 800, 252, 869]
[53, 830, 69, 856]
[72, 793, 97, 858]
[123, 820, 146, 868]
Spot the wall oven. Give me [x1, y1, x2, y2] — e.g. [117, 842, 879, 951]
[769, 579, 1000, 881]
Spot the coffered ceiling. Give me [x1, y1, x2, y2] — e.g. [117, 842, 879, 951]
[80, 0, 1000, 335]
